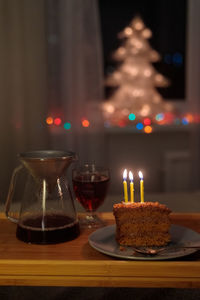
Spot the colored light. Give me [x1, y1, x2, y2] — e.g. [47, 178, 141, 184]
[164, 112, 174, 122]
[182, 118, 189, 125]
[46, 117, 53, 125]
[129, 113, 136, 121]
[82, 119, 90, 127]
[155, 113, 164, 122]
[118, 120, 126, 127]
[194, 114, 200, 123]
[173, 52, 183, 66]
[64, 122, 71, 130]
[54, 118, 62, 126]
[143, 118, 151, 126]
[185, 114, 193, 123]
[144, 125, 153, 134]
[136, 122, 143, 130]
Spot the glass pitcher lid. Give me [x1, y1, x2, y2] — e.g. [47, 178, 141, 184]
[19, 150, 76, 160]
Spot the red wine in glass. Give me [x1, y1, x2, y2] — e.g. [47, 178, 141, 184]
[72, 165, 110, 228]
[73, 175, 109, 211]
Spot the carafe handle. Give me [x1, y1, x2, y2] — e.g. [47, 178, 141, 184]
[5, 165, 23, 223]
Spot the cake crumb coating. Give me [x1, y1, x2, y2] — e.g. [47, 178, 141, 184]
[113, 201, 172, 247]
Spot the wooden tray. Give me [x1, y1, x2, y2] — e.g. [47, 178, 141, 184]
[0, 212, 200, 288]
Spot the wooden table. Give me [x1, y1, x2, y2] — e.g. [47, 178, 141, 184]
[0, 212, 200, 288]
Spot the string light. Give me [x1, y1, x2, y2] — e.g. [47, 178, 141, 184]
[172, 52, 183, 66]
[142, 28, 152, 38]
[64, 122, 71, 130]
[54, 118, 62, 126]
[129, 113, 136, 121]
[102, 16, 174, 127]
[155, 113, 164, 122]
[194, 114, 200, 123]
[45, 112, 199, 130]
[82, 119, 90, 127]
[184, 114, 193, 123]
[182, 118, 189, 125]
[144, 125, 153, 134]
[136, 123, 143, 130]
[46, 117, 53, 125]
[124, 27, 133, 36]
[143, 118, 151, 126]
[118, 120, 126, 127]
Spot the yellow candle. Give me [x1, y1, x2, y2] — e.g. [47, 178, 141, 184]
[138, 171, 144, 203]
[129, 171, 134, 202]
[123, 169, 128, 203]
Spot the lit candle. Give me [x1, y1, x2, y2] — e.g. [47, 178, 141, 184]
[123, 169, 128, 203]
[138, 171, 144, 203]
[129, 171, 134, 203]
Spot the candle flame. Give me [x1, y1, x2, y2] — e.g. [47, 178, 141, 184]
[123, 169, 127, 180]
[129, 171, 133, 181]
[138, 171, 143, 180]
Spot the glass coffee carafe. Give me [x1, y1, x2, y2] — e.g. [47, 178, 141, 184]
[5, 150, 80, 244]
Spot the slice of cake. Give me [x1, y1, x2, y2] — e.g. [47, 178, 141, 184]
[113, 202, 171, 247]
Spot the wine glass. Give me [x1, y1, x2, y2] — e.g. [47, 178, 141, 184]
[72, 163, 110, 228]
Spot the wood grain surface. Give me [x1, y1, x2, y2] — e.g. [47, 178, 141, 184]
[0, 212, 200, 288]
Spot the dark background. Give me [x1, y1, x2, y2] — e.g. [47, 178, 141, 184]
[98, 0, 187, 100]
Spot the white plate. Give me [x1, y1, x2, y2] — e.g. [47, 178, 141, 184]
[89, 224, 200, 260]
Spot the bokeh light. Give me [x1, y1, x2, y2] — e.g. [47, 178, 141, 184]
[82, 119, 90, 127]
[143, 118, 151, 126]
[136, 122, 143, 130]
[54, 118, 62, 126]
[182, 117, 189, 125]
[144, 125, 153, 134]
[194, 114, 200, 123]
[118, 120, 126, 127]
[129, 113, 136, 121]
[172, 52, 183, 66]
[64, 122, 71, 130]
[155, 113, 164, 122]
[184, 114, 193, 123]
[46, 117, 53, 125]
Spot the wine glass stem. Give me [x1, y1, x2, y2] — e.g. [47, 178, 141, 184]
[78, 211, 105, 228]
[85, 211, 96, 221]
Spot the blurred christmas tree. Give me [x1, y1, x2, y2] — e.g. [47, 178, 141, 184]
[102, 16, 175, 127]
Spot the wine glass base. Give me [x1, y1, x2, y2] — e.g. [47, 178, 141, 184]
[79, 213, 105, 229]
